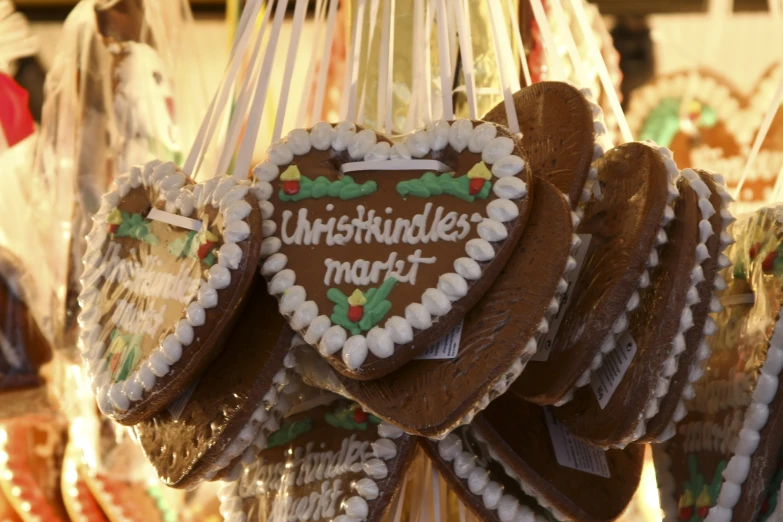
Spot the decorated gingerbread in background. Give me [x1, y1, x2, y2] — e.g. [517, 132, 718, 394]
[254, 120, 533, 380]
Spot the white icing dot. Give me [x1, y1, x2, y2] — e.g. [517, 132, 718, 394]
[110, 383, 130, 411]
[454, 257, 482, 280]
[286, 128, 312, 155]
[319, 325, 347, 356]
[390, 142, 411, 159]
[262, 220, 277, 237]
[468, 122, 497, 153]
[186, 302, 206, 327]
[343, 496, 369, 519]
[260, 237, 282, 258]
[162, 335, 183, 363]
[259, 200, 274, 220]
[384, 316, 413, 344]
[212, 178, 238, 206]
[406, 129, 431, 158]
[478, 219, 508, 242]
[268, 142, 294, 165]
[198, 285, 218, 309]
[405, 303, 432, 330]
[280, 286, 306, 314]
[493, 177, 527, 199]
[332, 124, 356, 151]
[123, 376, 143, 402]
[223, 199, 252, 223]
[177, 192, 195, 216]
[438, 273, 468, 301]
[449, 119, 473, 152]
[468, 467, 490, 494]
[482, 481, 503, 510]
[438, 434, 462, 461]
[261, 253, 287, 275]
[292, 301, 319, 330]
[221, 185, 250, 210]
[208, 264, 231, 290]
[96, 386, 113, 414]
[305, 315, 332, 345]
[176, 320, 194, 346]
[218, 242, 243, 269]
[269, 269, 295, 295]
[481, 137, 515, 164]
[427, 120, 450, 150]
[343, 336, 369, 369]
[366, 327, 394, 358]
[377, 423, 403, 439]
[385, 207, 392, 214]
[466, 238, 495, 262]
[138, 364, 156, 391]
[454, 451, 477, 478]
[310, 122, 335, 150]
[326, 204, 335, 212]
[348, 129, 377, 159]
[491, 155, 526, 178]
[497, 495, 519, 522]
[224, 220, 250, 243]
[422, 288, 452, 316]
[354, 478, 379, 500]
[362, 458, 388, 479]
[149, 350, 170, 377]
[365, 141, 391, 161]
[372, 438, 397, 460]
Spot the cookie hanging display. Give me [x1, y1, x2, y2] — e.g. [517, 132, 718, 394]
[294, 176, 579, 439]
[217, 388, 417, 522]
[511, 141, 679, 407]
[133, 280, 292, 489]
[654, 207, 783, 522]
[425, 393, 643, 522]
[254, 120, 533, 380]
[77, 160, 264, 423]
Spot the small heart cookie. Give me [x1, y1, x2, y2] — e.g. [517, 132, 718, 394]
[254, 120, 533, 379]
[78, 160, 264, 424]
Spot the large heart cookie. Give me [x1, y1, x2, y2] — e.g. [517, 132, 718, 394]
[254, 120, 533, 379]
[78, 160, 264, 424]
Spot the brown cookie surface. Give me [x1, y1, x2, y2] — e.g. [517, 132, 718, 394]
[555, 175, 699, 446]
[133, 279, 289, 488]
[297, 178, 573, 438]
[483, 82, 597, 207]
[78, 161, 264, 424]
[257, 122, 533, 380]
[512, 142, 673, 405]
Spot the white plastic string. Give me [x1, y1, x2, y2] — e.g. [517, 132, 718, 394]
[454, 0, 478, 118]
[529, 0, 566, 81]
[423, 0, 434, 122]
[357, 0, 381, 124]
[734, 73, 783, 200]
[272, 0, 309, 142]
[215, 1, 273, 178]
[233, 0, 290, 179]
[431, 467, 442, 522]
[567, 0, 632, 143]
[377, 0, 394, 133]
[435, 0, 454, 119]
[486, 0, 520, 134]
[340, 0, 367, 122]
[406, 0, 425, 131]
[771, 0, 783, 17]
[505, 0, 532, 87]
[458, 501, 467, 522]
[549, 0, 587, 85]
[183, 0, 263, 177]
[312, 0, 340, 123]
[295, 0, 327, 128]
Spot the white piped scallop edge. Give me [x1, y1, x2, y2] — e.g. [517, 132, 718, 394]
[576, 88, 608, 219]
[79, 160, 257, 417]
[437, 429, 562, 522]
[562, 142, 682, 405]
[655, 172, 734, 444]
[651, 443, 679, 522]
[254, 121, 528, 371]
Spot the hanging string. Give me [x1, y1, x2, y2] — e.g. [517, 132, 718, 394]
[406, 0, 425, 130]
[341, 0, 367, 122]
[567, 0, 632, 143]
[272, 0, 309, 142]
[453, 0, 478, 118]
[548, 0, 588, 85]
[423, 0, 434, 123]
[435, 0, 454, 119]
[357, 0, 381, 124]
[486, 0, 520, 134]
[529, 0, 567, 81]
[505, 0, 532, 87]
[295, 0, 327, 128]
[312, 0, 340, 123]
[377, 0, 395, 133]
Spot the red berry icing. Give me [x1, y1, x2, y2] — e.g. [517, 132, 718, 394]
[283, 180, 300, 195]
[353, 408, 368, 423]
[108, 224, 119, 234]
[698, 506, 710, 518]
[347, 304, 364, 322]
[197, 241, 215, 260]
[468, 178, 485, 195]
[750, 242, 761, 259]
[763, 251, 777, 271]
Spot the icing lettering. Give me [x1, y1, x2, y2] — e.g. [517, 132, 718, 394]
[686, 367, 753, 415]
[110, 299, 167, 339]
[323, 250, 436, 286]
[678, 410, 744, 454]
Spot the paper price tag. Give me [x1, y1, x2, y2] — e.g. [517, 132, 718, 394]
[533, 234, 592, 362]
[590, 330, 637, 409]
[415, 321, 463, 360]
[544, 407, 610, 478]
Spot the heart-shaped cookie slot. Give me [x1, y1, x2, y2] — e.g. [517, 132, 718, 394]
[78, 160, 264, 424]
[294, 178, 578, 438]
[218, 390, 417, 522]
[483, 81, 606, 209]
[254, 120, 533, 380]
[425, 393, 644, 522]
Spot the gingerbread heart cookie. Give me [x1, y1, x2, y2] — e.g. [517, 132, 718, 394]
[134, 280, 293, 488]
[654, 207, 783, 522]
[78, 160, 264, 423]
[512, 141, 679, 406]
[293, 177, 578, 438]
[425, 393, 643, 522]
[61, 442, 109, 522]
[80, 468, 177, 522]
[254, 120, 533, 380]
[218, 390, 417, 522]
[483, 82, 607, 209]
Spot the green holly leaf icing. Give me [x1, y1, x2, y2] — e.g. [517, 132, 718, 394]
[114, 212, 159, 246]
[267, 418, 313, 448]
[279, 175, 377, 202]
[396, 171, 491, 202]
[324, 403, 370, 431]
[327, 278, 397, 335]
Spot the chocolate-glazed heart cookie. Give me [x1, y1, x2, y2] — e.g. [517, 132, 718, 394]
[293, 178, 578, 438]
[78, 160, 264, 424]
[133, 280, 292, 488]
[640, 171, 734, 443]
[254, 120, 533, 380]
[217, 390, 417, 522]
[512, 142, 679, 406]
[424, 393, 643, 522]
[654, 208, 783, 522]
[483, 82, 606, 209]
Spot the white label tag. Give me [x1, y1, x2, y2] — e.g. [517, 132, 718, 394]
[340, 159, 451, 173]
[544, 407, 610, 478]
[590, 330, 637, 409]
[533, 234, 592, 362]
[167, 378, 200, 420]
[147, 208, 202, 231]
[415, 320, 463, 360]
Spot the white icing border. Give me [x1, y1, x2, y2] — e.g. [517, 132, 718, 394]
[577, 88, 608, 216]
[254, 120, 529, 372]
[559, 142, 680, 405]
[77, 160, 260, 417]
[436, 429, 559, 522]
[652, 442, 679, 522]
